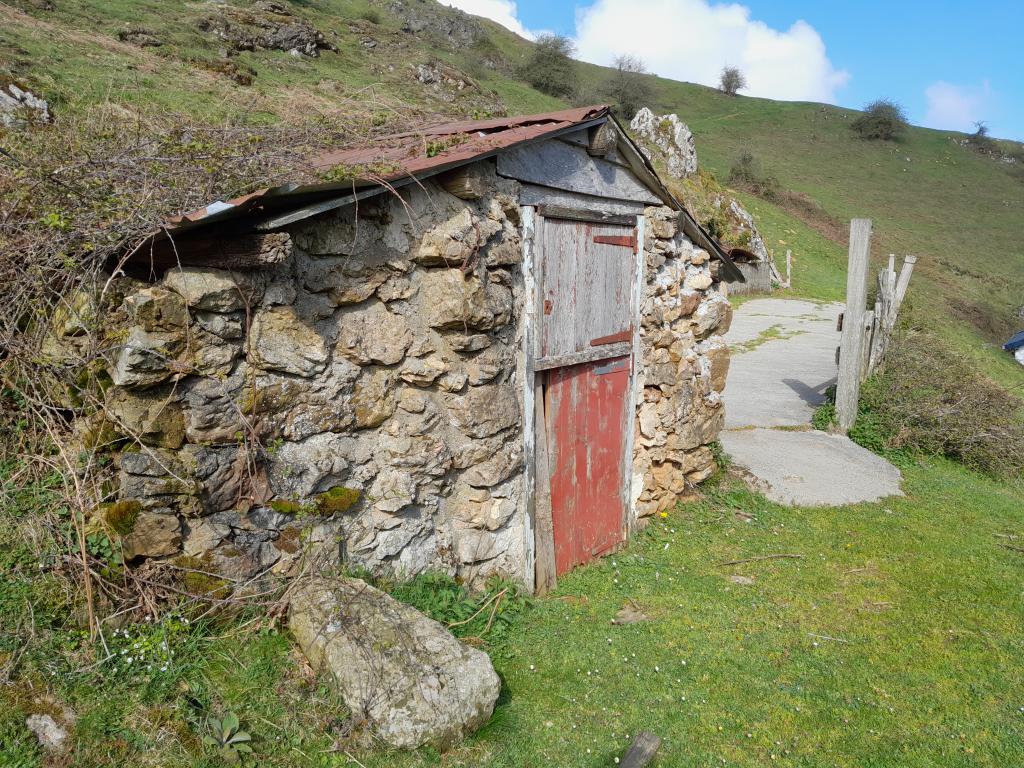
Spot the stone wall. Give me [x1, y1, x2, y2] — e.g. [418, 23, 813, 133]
[97, 158, 730, 588]
[632, 207, 731, 516]
[103, 164, 528, 586]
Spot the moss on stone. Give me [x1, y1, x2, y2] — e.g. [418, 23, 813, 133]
[173, 554, 231, 599]
[270, 498, 308, 516]
[315, 486, 361, 515]
[100, 499, 142, 535]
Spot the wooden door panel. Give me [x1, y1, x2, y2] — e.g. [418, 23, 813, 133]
[540, 218, 634, 358]
[546, 356, 631, 576]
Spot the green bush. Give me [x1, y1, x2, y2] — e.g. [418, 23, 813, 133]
[519, 34, 577, 99]
[851, 99, 908, 141]
[846, 329, 1024, 477]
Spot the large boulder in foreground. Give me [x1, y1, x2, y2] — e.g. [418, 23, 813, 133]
[289, 576, 501, 749]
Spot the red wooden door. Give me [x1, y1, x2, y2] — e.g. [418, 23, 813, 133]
[546, 356, 631, 575]
[538, 216, 636, 577]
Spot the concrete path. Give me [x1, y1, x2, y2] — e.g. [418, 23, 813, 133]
[720, 298, 903, 506]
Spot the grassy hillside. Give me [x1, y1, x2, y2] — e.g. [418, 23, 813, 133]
[5, 0, 1021, 389]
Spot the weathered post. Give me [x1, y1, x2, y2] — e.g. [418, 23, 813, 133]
[836, 219, 872, 432]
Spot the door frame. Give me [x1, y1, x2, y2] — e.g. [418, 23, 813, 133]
[521, 204, 646, 593]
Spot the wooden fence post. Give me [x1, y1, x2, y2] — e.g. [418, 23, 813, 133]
[836, 219, 872, 433]
[867, 254, 916, 376]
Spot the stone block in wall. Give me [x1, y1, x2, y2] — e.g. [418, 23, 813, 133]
[189, 328, 241, 377]
[399, 356, 447, 387]
[335, 301, 411, 366]
[299, 255, 392, 306]
[249, 306, 328, 377]
[163, 267, 243, 312]
[122, 509, 183, 560]
[369, 468, 417, 513]
[414, 209, 500, 267]
[420, 269, 512, 331]
[104, 385, 185, 449]
[184, 444, 249, 515]
[249, 358, 359, 441]
[183, 368, 246, 445]
[194, 310, 244, 340]
[445, 384, 519, 439]
[481, 223, 521, 267]
[119, 449, 197, 513]
[268, 432, 354, 500]
[110, 327, 185, 388]
[683, 265, 713, 292]
[123, 287, 187, 332]
[697, 336, 730, 392]
[692, 293, 731, 340]
[351, 367, 397, 429]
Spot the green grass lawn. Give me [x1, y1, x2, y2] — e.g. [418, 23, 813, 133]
[6, 459, 1022, 767]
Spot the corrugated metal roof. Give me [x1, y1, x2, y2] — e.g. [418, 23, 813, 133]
[126, 105, 742, 281]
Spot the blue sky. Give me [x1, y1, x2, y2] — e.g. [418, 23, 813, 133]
[444, 0, 1024, 140]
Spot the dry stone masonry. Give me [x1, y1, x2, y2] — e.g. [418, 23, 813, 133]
[96, 159, 730, 586]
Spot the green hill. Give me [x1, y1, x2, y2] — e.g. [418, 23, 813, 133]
[5, 0, 1021, 388]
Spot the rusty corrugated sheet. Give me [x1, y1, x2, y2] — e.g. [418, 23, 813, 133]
[167, 106, 610, 227]
[125, 104, 743, 282]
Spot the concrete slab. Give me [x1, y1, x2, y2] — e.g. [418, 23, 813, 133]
[725, 299, 842, 428]
[720, 429, 903, 506]
[720, 297, 902, 507]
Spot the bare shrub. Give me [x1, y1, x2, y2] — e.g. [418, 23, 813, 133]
[851, 98, 908, 141]
[602, 54, 653, 120]
[520, 34, 577, 99]
[728, 150, 780, 199]
[719, 66, 746, 96]
[857, 325, 1024, 478]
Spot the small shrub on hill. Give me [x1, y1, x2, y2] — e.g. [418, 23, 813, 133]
[519, 34, 577, 99]
[602, 54, 653, 120]
[728, 150, 780, 200]
[719, 66, 747, 96]
[851, 98, 908, 141]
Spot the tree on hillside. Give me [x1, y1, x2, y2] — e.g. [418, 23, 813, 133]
[602, 54, 653, 120]
[719, 66, 747, 96]
[520, 34, 577, 99]
[851, 98, 908, 141]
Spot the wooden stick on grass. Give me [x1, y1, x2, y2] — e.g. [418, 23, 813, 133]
[716, 554, 803, 567]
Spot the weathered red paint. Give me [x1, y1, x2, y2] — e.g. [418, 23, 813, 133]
[590, 327, 633, 346]
[546, 355, 631, 576]
[592, 233, 637, 248]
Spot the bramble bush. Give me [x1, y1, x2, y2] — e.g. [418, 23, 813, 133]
[816, 326, 1024, 478]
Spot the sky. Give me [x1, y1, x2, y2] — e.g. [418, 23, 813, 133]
[440, 0, 1024, 141]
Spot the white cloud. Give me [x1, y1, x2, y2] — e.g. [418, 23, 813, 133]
[573, 0, 849, 103]
[439, 0, 535, 39]
[924, 81, 993, 132]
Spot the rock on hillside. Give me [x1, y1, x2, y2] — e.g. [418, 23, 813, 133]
[631, 108, 774, 270]
[631, 107, 698, 179]
[289, 576, 501, 749]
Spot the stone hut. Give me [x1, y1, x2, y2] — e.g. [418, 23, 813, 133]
[103, 106, 740, 592]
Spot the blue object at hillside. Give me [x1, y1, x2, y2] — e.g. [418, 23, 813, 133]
[1004, 331, 1024, 352]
